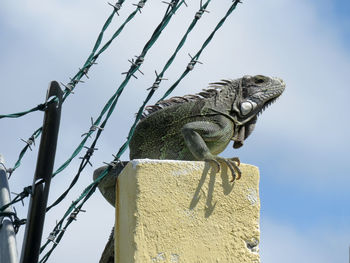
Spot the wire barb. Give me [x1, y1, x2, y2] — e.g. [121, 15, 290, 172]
[133, 0, 146, 13]
[47, 232, 58, 245]
[162, 0, 187, 8]
[91, 57, 98, 65]
[47, 221, 65, 244]
[69, 207, 86, 221]
[83, 146, 98, 157]
[134, 55, 144, 67]
[195, 0, 210, 19]
[148, 70, 168, 91]
[9, 186, 32, 209]
[20, 135, 36, 151]
[121, 71, 138, 79]
[79, 157, 93, 167]
[187, 53, 203, 71]
[108, 1, 123, 15]
[11, 191, 25, 206]
[161, 0, 176, 7]
[124, 56, 145, 79]
[79, 67, 90, 79]
[81, 117, 104, 138]
[60, 82, 75, 94]
[103, 154, 123, 168]
[79, 145, 98, 167]
[69, 78, 85, 85]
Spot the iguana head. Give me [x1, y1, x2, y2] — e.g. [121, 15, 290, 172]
[230, 75, 285, 148]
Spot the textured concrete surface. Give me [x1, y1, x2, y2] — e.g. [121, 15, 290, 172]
[115, 159, 260, 263]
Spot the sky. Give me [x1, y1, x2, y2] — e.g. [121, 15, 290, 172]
[1, 0, 350, 262]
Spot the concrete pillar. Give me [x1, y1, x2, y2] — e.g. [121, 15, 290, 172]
[115, 160, 260, 263]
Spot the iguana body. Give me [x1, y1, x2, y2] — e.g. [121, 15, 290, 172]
[95, 75, 285, 262]
[130, 74, 285, 179]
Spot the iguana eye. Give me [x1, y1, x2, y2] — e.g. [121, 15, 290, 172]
[254, 75, 265, 84]
[240, 100, 256, 115]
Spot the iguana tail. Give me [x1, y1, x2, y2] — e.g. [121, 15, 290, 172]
[99, 227, 115, 263]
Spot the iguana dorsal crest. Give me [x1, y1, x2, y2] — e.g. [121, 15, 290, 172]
[141, 79, 235, 119]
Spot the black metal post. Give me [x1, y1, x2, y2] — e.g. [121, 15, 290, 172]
[20, 81, 62, 263]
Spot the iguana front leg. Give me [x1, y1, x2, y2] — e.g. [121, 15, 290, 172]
[181, 116, 241, 181]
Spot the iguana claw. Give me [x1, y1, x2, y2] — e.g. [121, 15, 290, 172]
[205, 157, 241, 182]
[204, 158, 221, 172]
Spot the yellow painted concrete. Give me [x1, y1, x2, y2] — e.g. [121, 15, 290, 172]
[115, 160, 260, 263]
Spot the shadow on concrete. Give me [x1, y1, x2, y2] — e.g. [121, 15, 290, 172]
[189, 162, 235, 218]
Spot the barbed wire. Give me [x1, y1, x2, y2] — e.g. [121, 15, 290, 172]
[39, 1, 188, 260]
[0, 1, 126, 120]
[159, 0, 242, 101]
[61, 0, 145, 101]
[8, 128, 42, 178]
[1, 0, 145, 179]
[0, 0, 146, 222]
[39, 182, 98, 262]
[115, 0, 213, 157]
[0, 0, 155, 213]
[45, 147, 94, 212]
[0, 104, 46, 120]
[46, 0, 211, 213]
[44, 0, 186, 212]
[38, 1, 242, 261]
[0, 0, 242, 260]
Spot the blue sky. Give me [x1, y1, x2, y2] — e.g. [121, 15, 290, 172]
[1, 0, 349, 262]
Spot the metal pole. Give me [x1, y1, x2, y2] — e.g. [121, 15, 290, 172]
[0, 154, 19, 263]
[20, 81, 62, 263]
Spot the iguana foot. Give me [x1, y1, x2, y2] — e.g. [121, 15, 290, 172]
[204, 157, 241, 182]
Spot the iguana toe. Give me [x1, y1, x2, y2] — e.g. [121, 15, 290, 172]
[227, 157, 241, 181]
[230, 157, 240, 166]
[205, 156, 241, 182]
[204, 158, 221, 173]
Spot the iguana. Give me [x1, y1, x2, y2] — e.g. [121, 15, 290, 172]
[94, 74, 285, 262]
